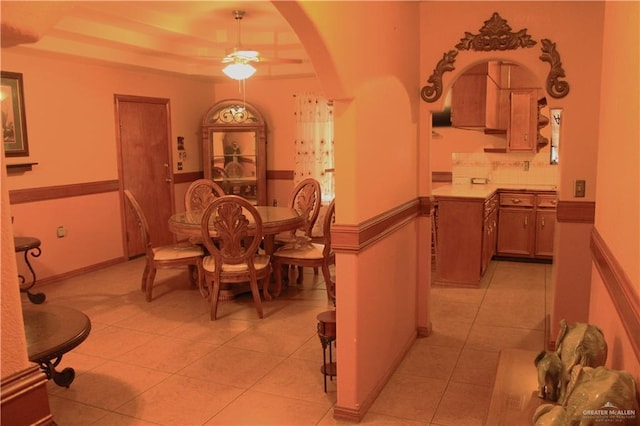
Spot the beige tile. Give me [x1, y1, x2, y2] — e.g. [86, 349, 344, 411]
[466, 324, 545, 353]
[319, 411, 429, 425]
[204, 389, 329, 425]
[291, 334, 325, 362]
[227, 321, 316, 357]
[431, 381, 491, 426]
[252, 357, 337, 405]
[116, 374, 244, 425]
[53, 360, 170, 410]
[422, 319, 472, 349]
[48, 394, 110, 425]
[368, 374, 448, 422]
[115, 334, 218, 373]
[178, 345, 285, 388]
[165, 313, 254, 345]
[450, 348, 500, 387]
[75, 325, 156, 359]
[396, 342, 460, 380]
[475, 290, 545, 330]
[39, 256, 549, 425]
[92, 412, 161, 425]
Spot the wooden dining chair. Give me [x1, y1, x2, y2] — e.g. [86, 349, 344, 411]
[276, 178, 322, 244]
[200, 195, 272, 320]
[270, 199, 336, 301]
[185, 179, 226, 212]
[124, 190, 204, 301]
[274, 178, 322, 282]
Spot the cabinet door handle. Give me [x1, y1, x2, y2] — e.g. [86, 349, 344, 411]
[512, 198, 521, 204]
[524, 216, 528, 227]
[541, 217, 545, 228]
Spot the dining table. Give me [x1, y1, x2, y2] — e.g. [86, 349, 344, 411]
[169, 205, 304, 300]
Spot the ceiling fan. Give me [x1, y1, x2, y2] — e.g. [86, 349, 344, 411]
[221, 10, 302, 80]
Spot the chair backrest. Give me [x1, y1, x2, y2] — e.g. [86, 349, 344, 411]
[321, 199, 336, 258]
[200, 195, 263, 272]
[288, 178, 322, 237]
[123, 189, 153, 256]
[185, 179, 226, 212]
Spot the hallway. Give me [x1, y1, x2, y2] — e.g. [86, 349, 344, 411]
[34, 258, 551, 425]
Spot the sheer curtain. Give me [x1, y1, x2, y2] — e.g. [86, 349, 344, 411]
[293, 92, 334, 202]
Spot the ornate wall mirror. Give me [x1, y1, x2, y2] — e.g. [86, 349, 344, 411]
[201, 99, 267, 205]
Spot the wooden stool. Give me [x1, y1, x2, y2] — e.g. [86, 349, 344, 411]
[317, 310, 336, 392]
[14, 237, 46, 304]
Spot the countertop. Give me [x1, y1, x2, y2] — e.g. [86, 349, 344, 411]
[432, 183, 557, 200]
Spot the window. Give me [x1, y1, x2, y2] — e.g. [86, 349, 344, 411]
[293, 92, 334, 202]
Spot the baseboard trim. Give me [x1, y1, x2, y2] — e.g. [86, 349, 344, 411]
[1, 365, 53, 426]
[37, 256, 127, 287]
[333, 332, 417, 422]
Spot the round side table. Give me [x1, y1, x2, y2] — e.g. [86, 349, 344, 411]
[14, 236, 46, 304]
[317, 310, 337, 393]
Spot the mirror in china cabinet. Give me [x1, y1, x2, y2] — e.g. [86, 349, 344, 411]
[201, 99, 267, 205]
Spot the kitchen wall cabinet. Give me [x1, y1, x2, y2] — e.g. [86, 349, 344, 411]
[450, 72, 488, 127]
[506, 91, 537, 153]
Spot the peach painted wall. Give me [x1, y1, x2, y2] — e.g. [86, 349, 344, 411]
[589, 0, 639, 381]
[0, 50, 213, 280]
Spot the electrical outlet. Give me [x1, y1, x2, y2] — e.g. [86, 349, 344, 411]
[56, 226, 67, 238]
[574, 180, 586, 198]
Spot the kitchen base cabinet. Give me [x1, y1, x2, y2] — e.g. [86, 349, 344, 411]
[496, 208, 535, 256]
[435, 198, 485, 287]
[496, 192, 556, 260]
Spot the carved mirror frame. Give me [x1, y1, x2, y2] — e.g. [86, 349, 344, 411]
[421, 12, 570, 103]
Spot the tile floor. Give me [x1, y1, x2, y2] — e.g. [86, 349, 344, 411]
[30, 257, 551, 425]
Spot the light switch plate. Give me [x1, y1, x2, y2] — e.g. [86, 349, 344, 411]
[574, 180, 586, 198]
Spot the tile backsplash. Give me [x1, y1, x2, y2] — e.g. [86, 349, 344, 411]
[452, 152, 558, 186]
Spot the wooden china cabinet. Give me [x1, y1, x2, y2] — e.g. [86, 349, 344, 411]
[201, 99, 267, 205]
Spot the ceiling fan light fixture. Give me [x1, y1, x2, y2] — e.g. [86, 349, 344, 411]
[222, 62, 256, 80]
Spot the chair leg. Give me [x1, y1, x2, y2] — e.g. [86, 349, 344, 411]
[273, 260, 283, 297]
[141, 260, 151, 291]
[249, 278, 264, 319]
[146, 267, 156, 302]
[322, 263, 334, 302]
[195, 262, 208, 298]
[262, 266, 272, 301]
[296, 266, 304, 284]
[210, 277, 221, 321]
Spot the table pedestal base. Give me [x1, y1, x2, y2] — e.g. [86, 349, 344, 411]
[14, 237, 46, 304]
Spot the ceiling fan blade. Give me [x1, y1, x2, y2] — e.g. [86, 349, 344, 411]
[257, 57, 304, 64]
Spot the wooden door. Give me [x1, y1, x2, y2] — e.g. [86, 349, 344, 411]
[116, 95, 175, 257]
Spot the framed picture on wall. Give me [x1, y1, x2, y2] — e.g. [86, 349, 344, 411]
[1, 71, 29, 157]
